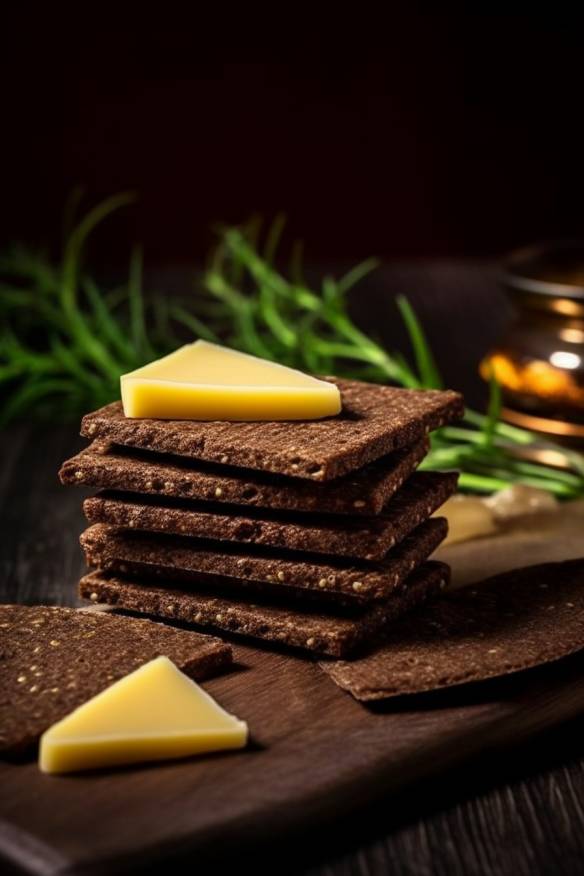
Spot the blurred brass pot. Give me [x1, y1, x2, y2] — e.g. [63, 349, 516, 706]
[482, 242, 584, 441]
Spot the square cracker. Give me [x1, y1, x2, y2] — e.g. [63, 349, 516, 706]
[79, 517, 448, 603]
[321, 559, 584, 700]
[80, 378, 463, 481]
[79, 561, 450, 658]
[82, 470, 457, 561]
[61, 438, 429, 517]
[0, 605, 231, 754]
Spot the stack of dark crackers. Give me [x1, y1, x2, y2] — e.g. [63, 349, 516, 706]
[60, 378, 463, 659]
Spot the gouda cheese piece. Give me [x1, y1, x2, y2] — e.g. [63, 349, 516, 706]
[39, 656, 248, 773]
[121, 340, 341, 420]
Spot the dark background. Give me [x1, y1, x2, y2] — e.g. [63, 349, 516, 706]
[3, 11, 584, 269]
[2, 16, 584, 876]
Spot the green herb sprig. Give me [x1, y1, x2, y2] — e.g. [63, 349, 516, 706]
[0, 193, 187, 422]
[1, 197, 583, 499]
[202, 218, 584, 497]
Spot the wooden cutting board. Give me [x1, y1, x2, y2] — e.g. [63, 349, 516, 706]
[1, 506, 583, 876]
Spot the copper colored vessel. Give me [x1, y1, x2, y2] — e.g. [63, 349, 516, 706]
[482, 242, 584, 442]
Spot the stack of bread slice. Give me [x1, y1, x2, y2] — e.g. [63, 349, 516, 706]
[60, 379, 463, 658]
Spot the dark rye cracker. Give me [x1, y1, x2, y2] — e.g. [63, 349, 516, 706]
[61, 437, 429, 518]
[321, 559, 584, 701]
[80, 518, 448, 603]
[80, 562, 450, 658]
[82, 471, 457, 561]
[80, 378, 463, 481]
[0, 604, 231, 754]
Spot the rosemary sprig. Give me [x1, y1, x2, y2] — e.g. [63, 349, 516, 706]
[202, 220, 584, 498]
[0, 194, 168, 422]
[1, 199, 583, 499]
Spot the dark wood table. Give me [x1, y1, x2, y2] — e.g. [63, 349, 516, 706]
[2, 263, 584, 875]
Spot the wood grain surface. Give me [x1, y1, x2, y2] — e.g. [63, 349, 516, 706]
[2, 406, 584, 872]
[1, 639, 584, 876]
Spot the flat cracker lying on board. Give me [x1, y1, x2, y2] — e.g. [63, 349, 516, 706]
[0, 605, 231, 754]
[321, 558, 584, 701]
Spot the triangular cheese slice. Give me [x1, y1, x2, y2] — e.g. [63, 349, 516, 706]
[120, 340, 341, 420]
[39, 656, 248, 773]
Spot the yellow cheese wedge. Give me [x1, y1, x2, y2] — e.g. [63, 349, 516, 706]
[39, 656, 248, 774]
[120, 340, 341, 420]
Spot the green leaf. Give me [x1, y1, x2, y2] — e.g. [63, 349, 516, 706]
[482, 369, 502, 449]
[61, 186, 85, 245]
[83, 278, 136, 366]
[337, 257, 380, 295]
[128, 245, 153, 359]
[396, 295, 443, 389]
[49, 335, 103, 391]
[60, 191, 135, 318]
[289, 240, 305, 287]
[167, 304, 221, 343]
[263, 214, 287, 266]
[0, 379, 75, 425]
